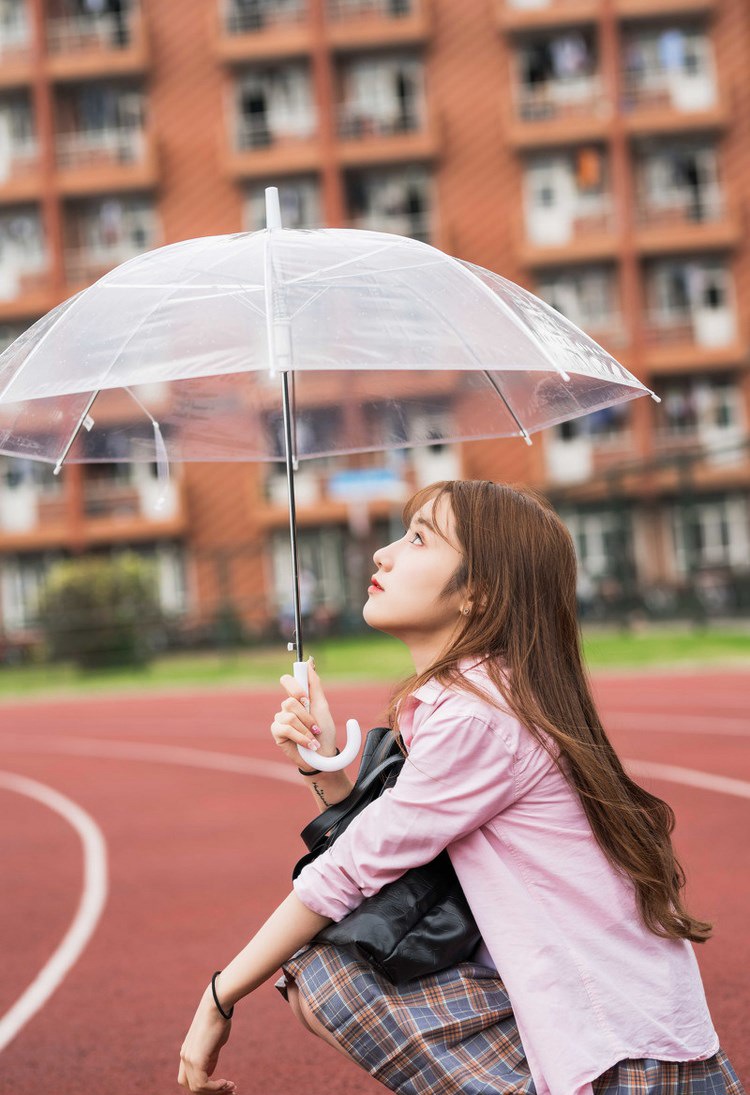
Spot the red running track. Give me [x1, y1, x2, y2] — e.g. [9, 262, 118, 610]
[0, 668, 748, 1092]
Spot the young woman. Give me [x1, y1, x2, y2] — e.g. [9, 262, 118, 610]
[178, 479, 745, 1095]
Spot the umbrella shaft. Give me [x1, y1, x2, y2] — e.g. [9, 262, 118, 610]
[281, 370, 303, 663]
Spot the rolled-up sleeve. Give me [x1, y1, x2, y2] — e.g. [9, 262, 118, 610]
[292, 708, 518, 921]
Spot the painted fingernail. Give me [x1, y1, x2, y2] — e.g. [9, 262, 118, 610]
[309, 740, 320, 751]
[312, 724, 321, 735]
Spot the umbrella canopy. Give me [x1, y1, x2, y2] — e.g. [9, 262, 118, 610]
[0, 187, 659, 772]
[0, 210, 656, 471]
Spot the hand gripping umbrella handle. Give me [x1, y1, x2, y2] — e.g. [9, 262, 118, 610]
[292, 660, 361, 772]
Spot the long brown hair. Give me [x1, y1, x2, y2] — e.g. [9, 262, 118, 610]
[385, 479, 712, 944]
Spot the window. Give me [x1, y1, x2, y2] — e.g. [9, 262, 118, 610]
[559, 508, 630, 579]
[338, 54, 425, 137]
[345, 165, 433, 242]
[657, 376, 742, 437]
[556, 402, 630, 443]
[235, 64, 315, 149]
[0, 456, 61, 493]
[270, 525, 347, 614]
[671, 495, 749, 571]
[0, 554, 56, 630]
[537, 266, 617, 331]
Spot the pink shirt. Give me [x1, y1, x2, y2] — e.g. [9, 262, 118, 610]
[293, 656, 719, 1095]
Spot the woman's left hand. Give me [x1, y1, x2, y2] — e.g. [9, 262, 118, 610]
[177, 984, 237, 1094]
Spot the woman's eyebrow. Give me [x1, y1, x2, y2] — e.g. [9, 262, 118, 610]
[414, 516, 436, 532]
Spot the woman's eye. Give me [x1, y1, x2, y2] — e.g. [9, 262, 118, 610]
[408, 531, 423, 545]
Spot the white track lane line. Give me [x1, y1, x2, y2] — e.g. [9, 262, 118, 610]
[0, 771, 108, 1054]
[605, 712, 750, 737]
[626, 760, 750, 800]
[2, 734, 749, 801]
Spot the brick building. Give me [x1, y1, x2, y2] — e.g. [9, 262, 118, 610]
[0, 0, 748, 645]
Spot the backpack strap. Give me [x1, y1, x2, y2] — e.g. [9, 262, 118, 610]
[299, 728, 404, 851]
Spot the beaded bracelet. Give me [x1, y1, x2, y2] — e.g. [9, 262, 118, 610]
[211, 970, 234, 1020]
[298, 746, 340, 775]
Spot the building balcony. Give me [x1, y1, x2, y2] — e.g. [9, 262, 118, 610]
[634, 196, 742, 254]
[543, 430, 636, 487]
[225, 121, 321, 179]
[256, 459, 418, 528]
[0, 475, 187, 551]
[81, 476, 187, 544]
[45, 7, 149, 82]
[326, 0, 432, 51]
[0, 139, 42, 203]
[614, 0, 717, 19]
[643, 340, 747, 375]
[337, 105, 439, 166]
[508, 83, 613, 147]
[496, 0, 602, 34]
[55, 128, 158, 196]
[347, 209, 433, 243]
[0, 265, 56, 320]
[620, 75, 729, 136]
[519, 208, 618, 267]
[215, 0, 312, 62]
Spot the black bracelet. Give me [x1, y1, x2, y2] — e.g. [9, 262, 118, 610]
[298, 746, 340, 775]
[211, 970, 234, 1020]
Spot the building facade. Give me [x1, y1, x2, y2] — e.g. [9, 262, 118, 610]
[0, 0, 747, 647]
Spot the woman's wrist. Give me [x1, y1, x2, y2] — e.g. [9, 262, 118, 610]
[298, 745, 341, 775]
[211, 971, 234, 1019]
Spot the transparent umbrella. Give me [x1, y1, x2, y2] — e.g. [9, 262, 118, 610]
[0, 187, 659, 772]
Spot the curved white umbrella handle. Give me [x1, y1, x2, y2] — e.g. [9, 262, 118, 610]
[292, 660, 361, 772]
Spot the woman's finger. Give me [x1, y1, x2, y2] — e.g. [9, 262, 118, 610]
[272, 716, 319, 748]
[280, 696, 314, 726]
[279, 673, 309, 709]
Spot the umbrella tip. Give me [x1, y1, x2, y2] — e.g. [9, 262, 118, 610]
[265, 187, 282, 230]
[649, 391, 662, 404]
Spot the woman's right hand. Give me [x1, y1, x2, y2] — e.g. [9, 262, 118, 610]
[271, 657, 338, 768]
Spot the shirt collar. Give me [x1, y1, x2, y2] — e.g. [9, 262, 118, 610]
[410, 655, 493, 706]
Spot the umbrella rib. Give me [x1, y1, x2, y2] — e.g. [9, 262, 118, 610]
[282, 235, 422, 287]
[389, 270, 534, 446]
[0, 290, 86, 403]
[449, 256, 573, 382]
[52, 389, 100, 473]
[481, 372, 532, 445]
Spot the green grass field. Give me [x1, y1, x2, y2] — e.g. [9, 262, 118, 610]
[0, 626, 748, 701]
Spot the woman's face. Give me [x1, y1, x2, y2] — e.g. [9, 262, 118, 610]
[363, 494, 467, 643]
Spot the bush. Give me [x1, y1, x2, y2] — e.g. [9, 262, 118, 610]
[39, 553, 164, 670]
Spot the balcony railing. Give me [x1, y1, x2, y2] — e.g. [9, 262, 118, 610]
[635, 190, 723, 225]
[328, 0, 416, 19]
[56, 126, 147, 169]
[236, 115, 316, 150]
[0, 261, 52, 303]
[516, 75, 603, 122]
[224, 0, 307, 34]
[348, 210, 432, 242]
[0, 135, 39, 178]
[644, 314, 693, 343]
[64, 239, 154, 284]
[46, 6, 138, 53]
[337, 104, 422, 139]
[621, 71, 717, 114]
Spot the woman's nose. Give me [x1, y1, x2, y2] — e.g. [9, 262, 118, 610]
[373, 544, 390, 569]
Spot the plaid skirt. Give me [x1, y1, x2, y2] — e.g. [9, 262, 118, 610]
[274, 941, 745, 1095]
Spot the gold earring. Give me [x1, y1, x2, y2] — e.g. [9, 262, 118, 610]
[462, 606, 470, 615]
